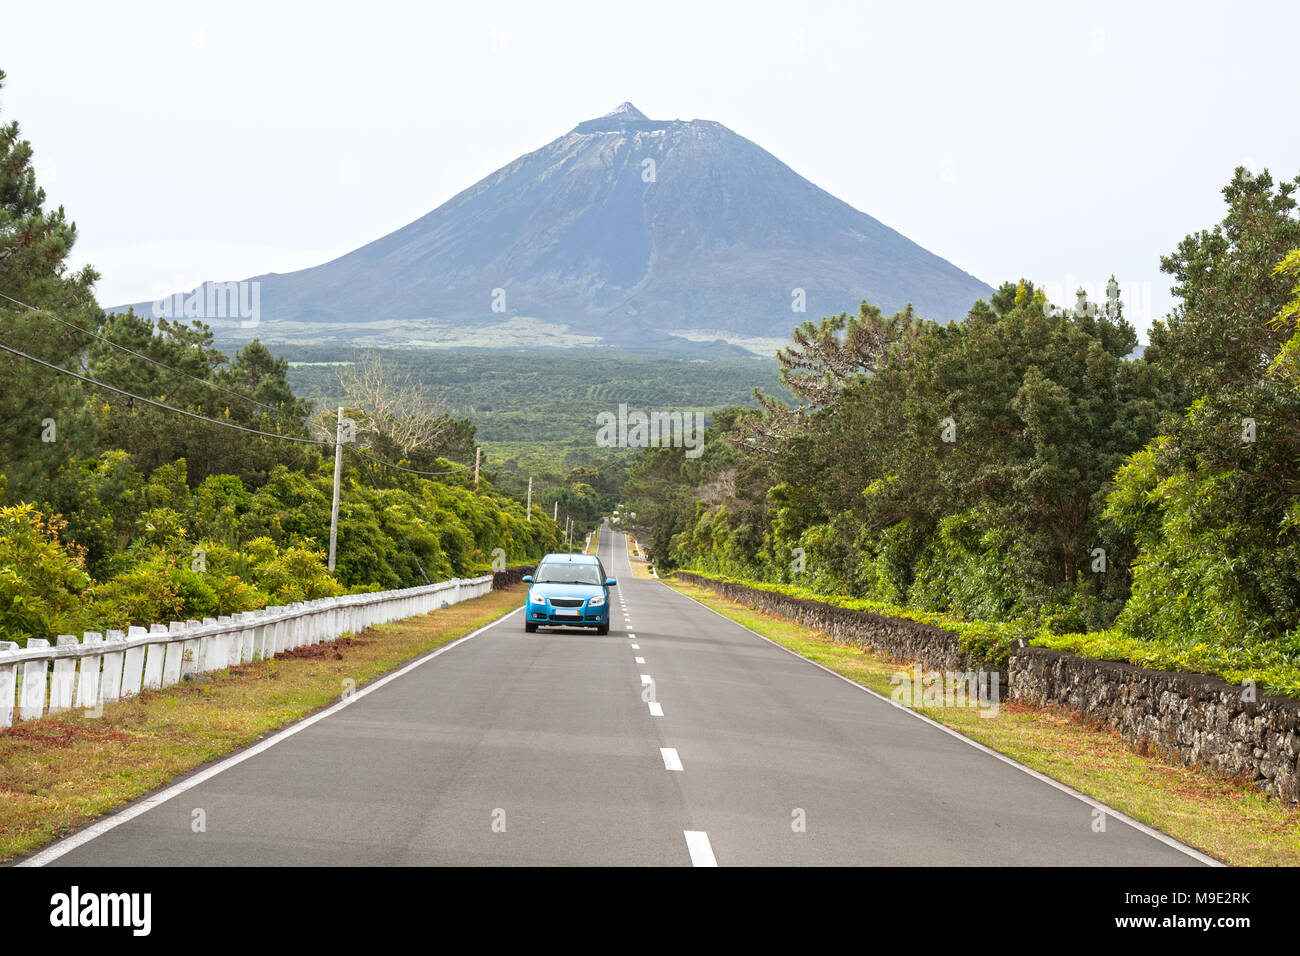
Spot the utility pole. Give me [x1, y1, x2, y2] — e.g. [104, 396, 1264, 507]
[526, 475, 532, 521]
[328, 406, 343, 572]
[553, 501, 558, 522]
[474, 446, 481, 492]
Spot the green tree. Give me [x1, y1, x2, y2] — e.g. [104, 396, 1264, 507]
[0, 69, 102, 502]
[0, 503, 92, 645]
[1147, 168, 1300, 403]
[1110, 169, 1300, 649]
[639, 280, 1166, 630]
[88, 315, 318, 487]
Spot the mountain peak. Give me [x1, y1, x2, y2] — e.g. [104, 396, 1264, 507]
[603, 101, 648, 121]
[572, 101, 666, 134]
[118, 104, 993, 350]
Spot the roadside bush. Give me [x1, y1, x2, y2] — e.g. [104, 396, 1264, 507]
[242, 537, 343, 603]
[908, 511, 1024, 622]
[0, 504, 92, 646]
[88, 554, 191, 630]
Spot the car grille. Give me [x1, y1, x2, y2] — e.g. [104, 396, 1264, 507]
[548, 598, 584, 608]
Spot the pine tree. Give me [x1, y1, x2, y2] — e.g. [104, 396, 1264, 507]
[0, 69, 103, 502]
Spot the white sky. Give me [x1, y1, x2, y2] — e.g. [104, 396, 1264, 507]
[3, 0, 1297, 338]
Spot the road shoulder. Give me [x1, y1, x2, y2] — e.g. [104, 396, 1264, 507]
[662, 577, 1300, 867]
[1, 585, 524, 864]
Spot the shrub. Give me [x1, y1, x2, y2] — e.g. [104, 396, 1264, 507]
[0, 504, 92, 646]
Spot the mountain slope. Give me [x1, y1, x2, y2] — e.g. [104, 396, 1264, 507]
[119, 103, 992, 351]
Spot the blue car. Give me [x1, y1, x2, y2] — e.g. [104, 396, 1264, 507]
[523, 553, 617, 634]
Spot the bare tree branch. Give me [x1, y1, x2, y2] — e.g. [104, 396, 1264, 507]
[329, 350, 454, 454]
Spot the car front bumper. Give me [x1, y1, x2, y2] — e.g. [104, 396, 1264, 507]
[527, 604, 609, 626]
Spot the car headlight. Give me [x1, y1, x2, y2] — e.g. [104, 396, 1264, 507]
[588, 595, 606, 608]
[530, 591, 546, 605]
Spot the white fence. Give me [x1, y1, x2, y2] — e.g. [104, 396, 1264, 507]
[0, 575, 494, 727]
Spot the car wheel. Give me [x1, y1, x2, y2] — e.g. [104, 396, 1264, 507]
[525, 621, 538, 633]
[596, 622, 609, 635]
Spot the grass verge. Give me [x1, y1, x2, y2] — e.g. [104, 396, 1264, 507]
[624, 534, 656, 580]
[667, 578, 1300, 867]
[0, 585, 523, 863]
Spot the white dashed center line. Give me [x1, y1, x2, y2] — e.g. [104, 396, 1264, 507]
[640, 674, 653, 685]
[684, 831, 717, 866]
[635, 656, 645, 663]
[660, 747, 683, 771]
[648, 701, 664, 717]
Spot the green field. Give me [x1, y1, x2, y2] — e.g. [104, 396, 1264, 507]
[282, 346, 781, 443]
[281, 345, 781, 532]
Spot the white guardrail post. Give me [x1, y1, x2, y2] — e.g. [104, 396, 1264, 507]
[0, 573, 498, 725]
[163, 623, 185, 686]
[121, 626, 147, 697]
[19, 638, 49, 721]
[101, 630, 126, 703]
[0, 640, 19, 727]
[50, 636, 79, 714]
[76, 633, 104, 711]
[144, 624, 168, 690]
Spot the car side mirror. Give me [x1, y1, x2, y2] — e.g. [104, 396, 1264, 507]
[522, 574, 533, 583]
[605, 578, 617, 587]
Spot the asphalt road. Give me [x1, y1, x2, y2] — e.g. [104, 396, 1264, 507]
[32, 523, 1207, 866]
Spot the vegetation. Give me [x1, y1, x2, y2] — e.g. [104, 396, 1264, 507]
[673, 571, 1025, 667]
[626, 168, 1300, 697]
[0, 76, 561, 647]
[284, 345, 780, 443]
[285, 345, 782, 533]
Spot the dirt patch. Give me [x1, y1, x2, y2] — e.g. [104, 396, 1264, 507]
[0, 721, 135, 747]
[275, 635, 372, 661]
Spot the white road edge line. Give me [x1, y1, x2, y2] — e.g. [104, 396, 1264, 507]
[660, 747, 684, 771]
[684, 830, 717, 866]
[635, 657, 645, 663]
[659, 580, 1222, 868]
[648, 701, 664, 717]
[640, 674, 653, 684]
[17, 606, 524, 867]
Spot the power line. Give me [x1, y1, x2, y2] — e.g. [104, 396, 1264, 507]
[346, 443, 471, 476]
[0, 337, 331, 447]
[0, 289, 288, 416]
[0, 333, 477, 478]
[3, 334, 529, 587]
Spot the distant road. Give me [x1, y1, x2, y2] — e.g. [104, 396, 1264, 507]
[32, 523, 1207, 866]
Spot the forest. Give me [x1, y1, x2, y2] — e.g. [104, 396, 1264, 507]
[0, 71, 562, 646]
[283, 345, 780, 531]
[623, 168, 1300, 695]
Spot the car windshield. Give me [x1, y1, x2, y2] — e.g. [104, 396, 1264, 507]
[534, 563, 602, 586]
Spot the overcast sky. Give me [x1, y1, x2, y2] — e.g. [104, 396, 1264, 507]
[3, 0, 1297, 338]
